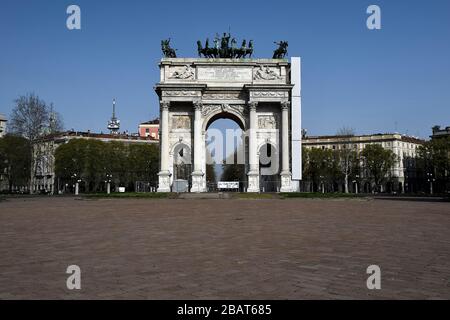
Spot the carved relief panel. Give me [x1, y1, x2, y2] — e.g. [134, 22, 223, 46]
[168, 65, 195, 80]
[258, 115, 278, 129]
[171, 115, 191, 129]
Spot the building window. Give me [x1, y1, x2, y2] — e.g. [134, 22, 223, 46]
[145, 128, 149, 133]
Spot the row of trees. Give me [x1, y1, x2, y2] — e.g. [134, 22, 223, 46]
[302, 144, 396, 193]
[55, 139, 159, 193]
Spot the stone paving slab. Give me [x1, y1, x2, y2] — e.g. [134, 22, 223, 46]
[0, 197, 449, 299]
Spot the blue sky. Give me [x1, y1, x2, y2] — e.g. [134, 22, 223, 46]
[1, 0, 449, 139]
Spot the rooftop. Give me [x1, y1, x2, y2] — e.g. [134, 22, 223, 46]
[303, 133, 425, 144]
[38, 130, 159, 142]
[140, 118, 160, 125]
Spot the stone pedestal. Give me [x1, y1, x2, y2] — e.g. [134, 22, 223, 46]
[247, 171, 260, 192]
[280, 171, 292, 192]
[191, 171, 205, 193]
[157, 171, 171, 192]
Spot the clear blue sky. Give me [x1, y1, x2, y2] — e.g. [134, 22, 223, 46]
[1, 0, 449, 139]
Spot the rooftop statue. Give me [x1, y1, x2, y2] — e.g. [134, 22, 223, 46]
[197, 33, 253, 58]
[161, 38, 177, 58]
[272, 41, 288, 59]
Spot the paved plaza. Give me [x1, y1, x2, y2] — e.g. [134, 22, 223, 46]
[0, 196, 449, 299]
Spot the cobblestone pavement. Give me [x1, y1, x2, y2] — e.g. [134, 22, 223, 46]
[0, 197, 449, 299]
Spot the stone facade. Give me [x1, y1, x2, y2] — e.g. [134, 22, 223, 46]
[155, 58, 299, 192]
[0, 113, 7, 138]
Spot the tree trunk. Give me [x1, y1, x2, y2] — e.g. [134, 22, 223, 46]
[344, 174, 349, 193]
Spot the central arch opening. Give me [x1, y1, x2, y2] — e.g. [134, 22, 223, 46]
[259, 143, 280, 192]
[205, 114, 246, 192]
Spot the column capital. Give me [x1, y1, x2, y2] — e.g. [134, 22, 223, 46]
[160, 100, 170, 110]
[193, 100, 203, 111]
[281, 100, 290, 110]
[249, 101, 258, 111]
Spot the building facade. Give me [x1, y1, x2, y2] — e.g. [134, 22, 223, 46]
[138, 119, 160, 140]
[431, 125, 450, 139]
[302, 133, 425, 193]
[0, 113, 7, 138]
[31, 131, 158, 194]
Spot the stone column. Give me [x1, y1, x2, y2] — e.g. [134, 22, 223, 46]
[280, 100, 292, 192]
[191, 100, 205, 193]
[157, 100, 171, 192]
[247, 101, 259, 192]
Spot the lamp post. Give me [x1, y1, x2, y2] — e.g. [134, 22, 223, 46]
[71, 173, 80, 195]
[427, 172, 435, 195]
[105, 174, 112, 194]
[353, 174, 360, 194]
[404, 171, 408, 193]
[319, 175, 325, 193]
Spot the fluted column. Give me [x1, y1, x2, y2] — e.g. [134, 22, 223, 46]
[280, 100, 292, 192]
[247, 101, 259, 192]
[281, 101, 290, 173]
[193, 100, 203, 172]
[191, 100, 205, 192]
[157, 100, 171, 192]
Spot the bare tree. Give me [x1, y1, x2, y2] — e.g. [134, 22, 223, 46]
[8, 93, 64, 193]
[336, 126, 355, 137]
[336, 126, 357, 193]
[8, 93, 63, 139]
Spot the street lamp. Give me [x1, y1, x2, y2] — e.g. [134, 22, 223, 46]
[427, 172, 435, 195]
[105, 173, 112, 194]
[319, 175, 325, 193]
[353, 174, 360, 194]
[71, 173, 81, 195]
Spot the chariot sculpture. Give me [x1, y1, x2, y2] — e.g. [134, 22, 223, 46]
[272, 41, 288, 59]
[161, 36, 289, 59]
[197, 33, 253, 59]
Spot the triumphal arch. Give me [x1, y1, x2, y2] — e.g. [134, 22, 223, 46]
[155, 37, 301, 193]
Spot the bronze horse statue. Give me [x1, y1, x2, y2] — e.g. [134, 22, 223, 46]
[272, 41, 288, 59]
[197, 39, 218, 58]
[161, 38, 177, 58]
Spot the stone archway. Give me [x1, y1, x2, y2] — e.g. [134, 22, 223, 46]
[205, 115, 247, 192]
[154, 57, 300, 193]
